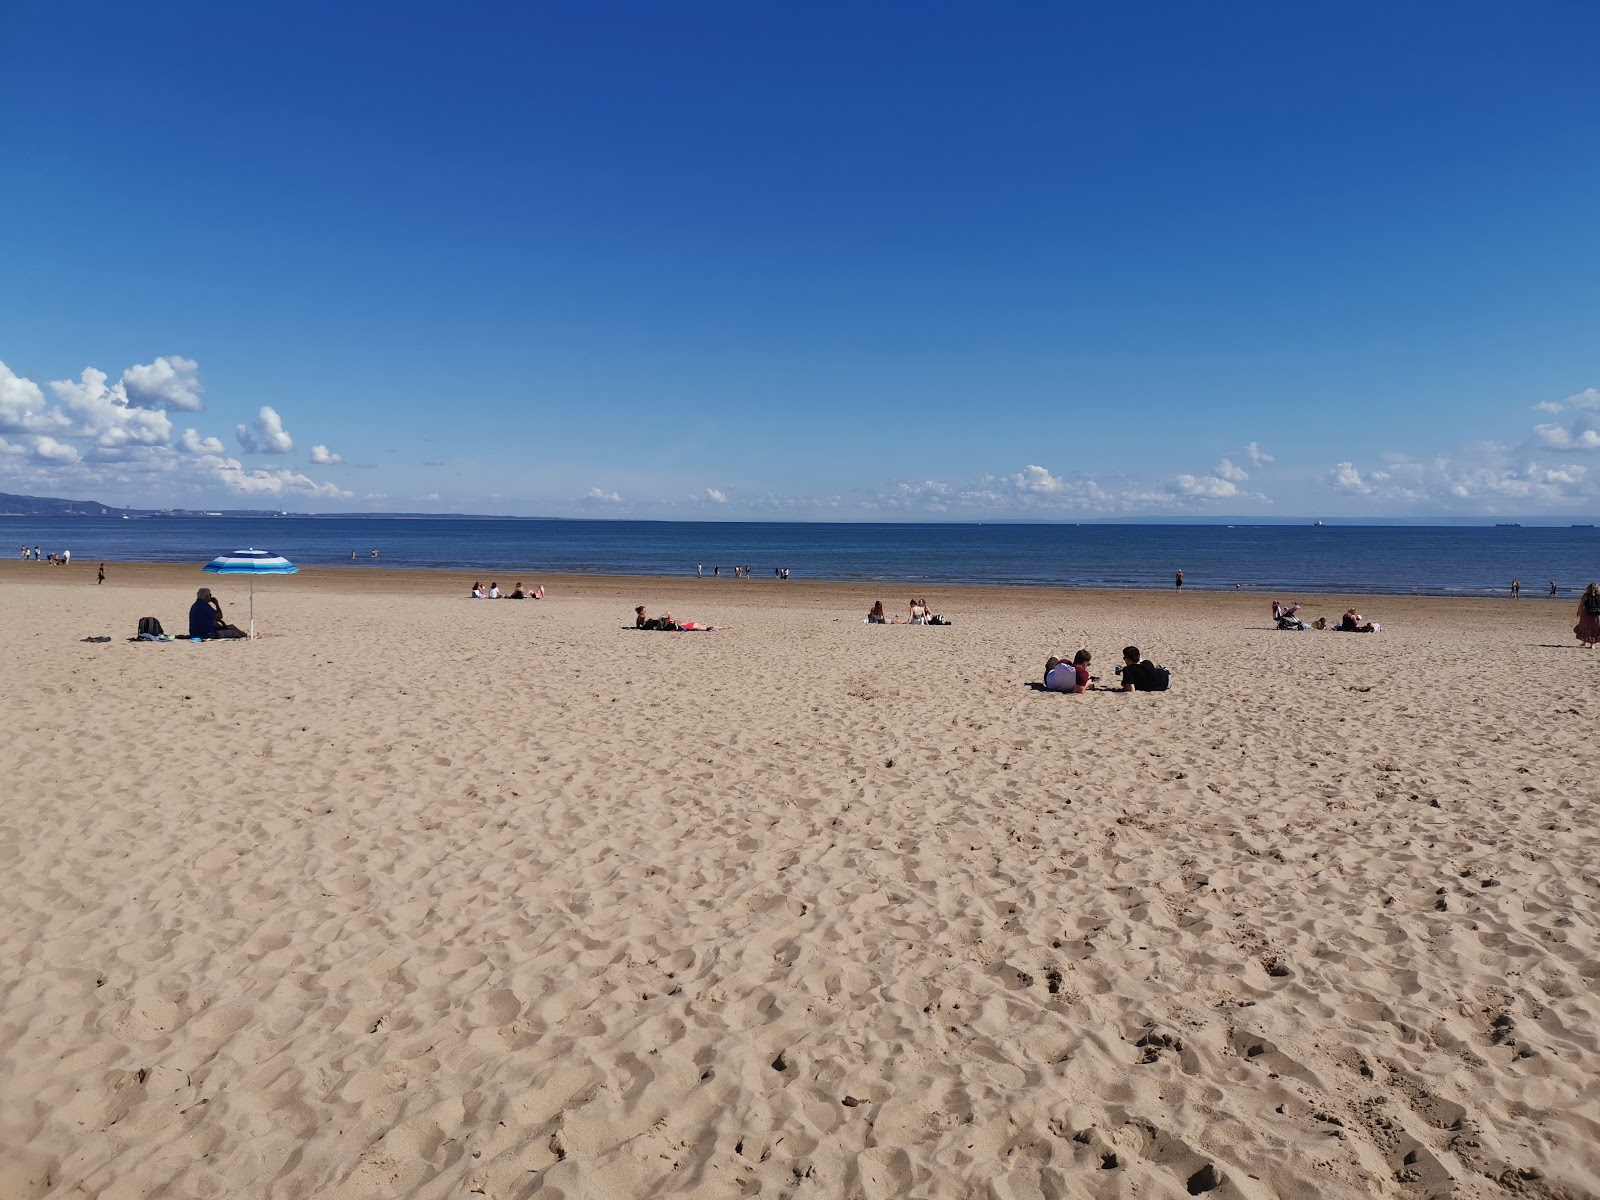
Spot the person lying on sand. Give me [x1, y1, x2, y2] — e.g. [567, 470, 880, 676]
[1043, 649, 1093, 693]
[635, 605, 716, 631]
[1113, 646, 1170, 692]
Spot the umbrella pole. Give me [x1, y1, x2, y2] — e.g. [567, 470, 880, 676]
[249, 578, 256, 640]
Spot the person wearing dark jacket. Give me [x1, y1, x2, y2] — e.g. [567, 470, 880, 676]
[1116, 646, 1168, 691]
[189, 587, 247, 639]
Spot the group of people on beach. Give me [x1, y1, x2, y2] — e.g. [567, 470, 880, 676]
[1044, 646, 1170, 693]
[21, 545, 68, 565]
[865, 598, 945, 624]
[1271, 601, 1379, 633]
[470, 581, 543, 599]
[1510, 579, 1565, 598]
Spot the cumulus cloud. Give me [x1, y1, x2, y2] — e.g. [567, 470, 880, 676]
[1216, 458, 1248, 482]
[586, 486, 622, 504]
[31, 435, 81, 464]
[1330, 462, 1370, 493]
[203, 454, 352, 499]
[237, 405, 294, 454]
[0, 358, 355, 508]
[419, 492, 441, 502]
[704, 488, 726, 503]
[1174, 473, 1240, 498]
[0, 362, 70, 434]
[1244, 441, 1273, 466]
[51, 367, 173, 447]
[178, 427, 226, 455]
[309, 444, 344, 465]
[1327, 387, 1600, 510]
[121, 356, 203, 411]
[1010, 464, 1070, 493]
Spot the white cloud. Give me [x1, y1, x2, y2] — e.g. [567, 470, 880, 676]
[237, 405, 294, 454]
[1011, 464, 1069, 493]
[1174, 473, 1240, 498]
[0, 361, 70, 434]
[309, 444, 344, 465]
[1330, 462, 1370, 493]
[1244, 441, 1273, 466]
[121, 356, 203, 411]
[1216, 457, 1248, 482]
[419, 492, 441, 502]
[1532, 422, 1600, 452]
[178, 427, 226, 455]
[202, 454, 353, 499]
[51, 367, 173, 447]
[586, 486, 622, 504]
[704, 487, 726, 503]
[31, 435, 80, 464]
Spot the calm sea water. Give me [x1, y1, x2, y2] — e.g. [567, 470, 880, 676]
[4, 517, 1598, 596]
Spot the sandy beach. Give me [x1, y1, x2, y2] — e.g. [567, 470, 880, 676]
[2, 560, 1597, 1200]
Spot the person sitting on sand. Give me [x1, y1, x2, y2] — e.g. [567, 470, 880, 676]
[188, 588, 247, 639]
[470, 581, 487, 598]
[1115, 646, 1169, 692]
[510, 582, 544, 600]
[1043, 649, 1093, 693]
[488, 582, 501, 599]
[866, 601, 893, 624]
[909, 598, 927, 624]
[1575, 583, 1600, 648]
[1337, 608, 1378, 633]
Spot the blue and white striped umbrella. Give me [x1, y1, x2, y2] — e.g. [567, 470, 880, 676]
[203, 549, 299, 575]
[202, 548, 298, 637]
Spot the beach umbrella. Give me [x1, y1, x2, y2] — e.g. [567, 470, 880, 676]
[202, 548, 298, 638]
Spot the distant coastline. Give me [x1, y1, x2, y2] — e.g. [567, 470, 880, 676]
[2, 490, 1596, 527]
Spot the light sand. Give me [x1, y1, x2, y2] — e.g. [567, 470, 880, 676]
[2, 561, 1597, 1199]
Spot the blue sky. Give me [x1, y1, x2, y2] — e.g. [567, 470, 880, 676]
[2, 2, 1597, 519]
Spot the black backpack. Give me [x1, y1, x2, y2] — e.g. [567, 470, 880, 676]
[1135, 661, 1171, 691]
[137, 616, 164, 637]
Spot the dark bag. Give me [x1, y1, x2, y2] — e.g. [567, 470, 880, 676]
[928, 614, 951, 625]
[136, 616, 164, 637]
[1132, 661, 1171, 691]
[1586, 595, 1600, 617]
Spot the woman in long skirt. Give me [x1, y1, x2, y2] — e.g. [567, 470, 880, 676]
[1575, 582, 1600, 648]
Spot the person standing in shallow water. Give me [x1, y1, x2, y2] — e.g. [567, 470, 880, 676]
[1511, 578, 1520, 597]
[1175, 569, 1184, 590]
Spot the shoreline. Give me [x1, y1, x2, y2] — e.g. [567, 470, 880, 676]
[0, 557, 1575, 606]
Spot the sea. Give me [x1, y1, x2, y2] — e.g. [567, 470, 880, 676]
[4, 517, 1598, 597]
